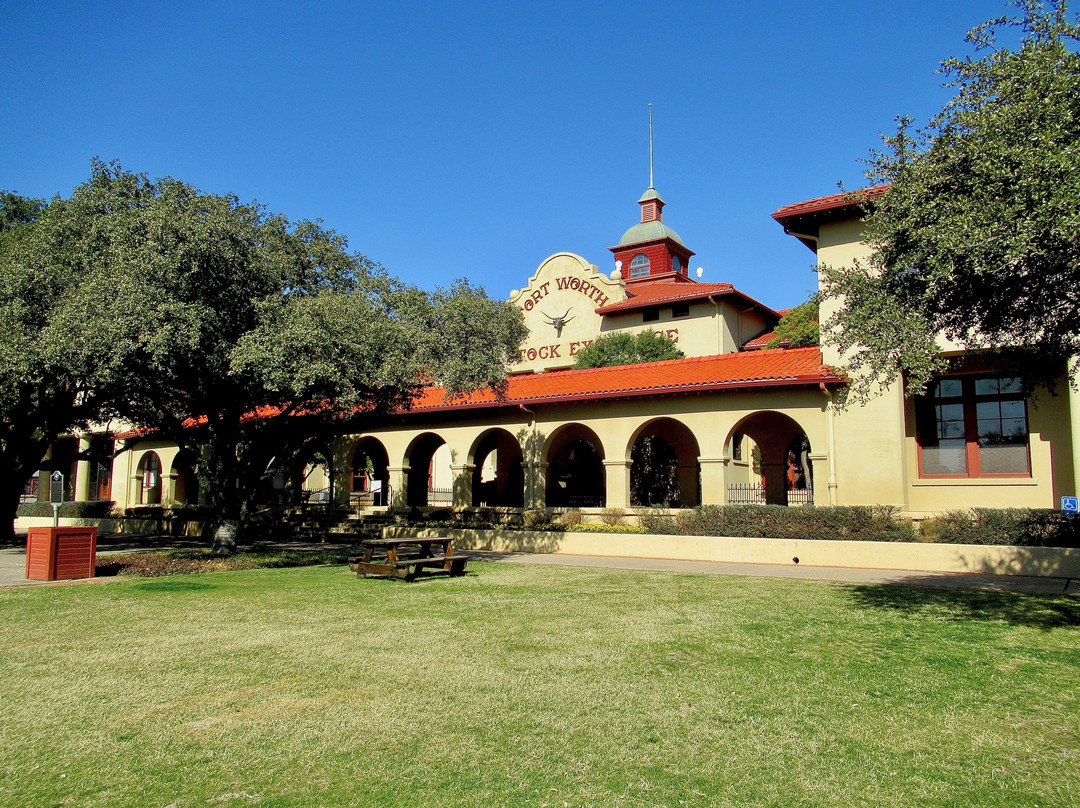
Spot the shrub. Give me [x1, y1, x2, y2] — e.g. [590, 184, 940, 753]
[16, 501, 55, 518]
[919, 508, 1080, 547]
[522, 509, 554, 529]
[599, 508, 626, 527]
[63, 500, 117, 518]
[568, 523, 648, 534]
[425, 509, 456, 523]
[474, 507, 497, 525]
[16, 500, 116, 518]
[558, 509, 584, 527]
[668, 505, 915, 542]
[639, 509, 677, 534]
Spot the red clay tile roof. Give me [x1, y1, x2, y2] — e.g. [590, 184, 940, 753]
[410, 347, 841, 412]
[115, 350, 841, 438]
[742, 330, 779, 350]
[115, 404, 298, 439]
[771, 185, 888, 227]
[596, 281, 779, 318]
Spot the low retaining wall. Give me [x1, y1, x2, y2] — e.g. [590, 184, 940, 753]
[384, 527, 1080, 579]
[14, 516, 207, 537]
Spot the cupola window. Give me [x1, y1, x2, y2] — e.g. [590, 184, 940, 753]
[629, 253, 650, 278]
[672, 255, 682, 274]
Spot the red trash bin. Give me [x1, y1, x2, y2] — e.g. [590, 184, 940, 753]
[26, 526, 98, 581]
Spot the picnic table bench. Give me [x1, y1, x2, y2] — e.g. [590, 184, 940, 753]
[349, 537, 468, 581]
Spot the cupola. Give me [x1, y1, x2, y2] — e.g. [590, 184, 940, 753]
[609, 186, 695, 286]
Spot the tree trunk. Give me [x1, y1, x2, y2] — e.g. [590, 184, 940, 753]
[0, 433, 53, 546]
[200, 415, 246, 555]
[0, 495, 18, 546]
[211, 518, 239, 555]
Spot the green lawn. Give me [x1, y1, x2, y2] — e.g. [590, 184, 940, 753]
[1, 562, 1077, 807]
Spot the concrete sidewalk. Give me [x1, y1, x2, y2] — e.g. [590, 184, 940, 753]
[1, 542, 1077, 595]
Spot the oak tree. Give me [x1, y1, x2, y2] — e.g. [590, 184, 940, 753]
[2, 161, 527, 550]
[821, 0, 1080, 400]
[572, 330, 683, 369]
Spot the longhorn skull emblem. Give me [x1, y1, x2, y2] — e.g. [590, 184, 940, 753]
[541, 308, 574, 337]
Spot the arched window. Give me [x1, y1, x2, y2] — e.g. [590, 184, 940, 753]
[672, 255, 683, 274]
[136, 452, 162, 505]
[629, 253, 650, 278]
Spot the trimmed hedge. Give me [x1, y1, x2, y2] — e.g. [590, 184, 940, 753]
[16, 500, 116, 518]
[640, 505, 916, 543]
[919, 508, 1080, 548]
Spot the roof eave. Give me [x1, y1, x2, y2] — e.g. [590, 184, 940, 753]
[406, 374, 844, 414]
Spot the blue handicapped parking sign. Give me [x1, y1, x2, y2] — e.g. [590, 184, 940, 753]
[1061, 496, 1079, 514]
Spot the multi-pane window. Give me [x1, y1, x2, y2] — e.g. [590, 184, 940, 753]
[137, 452, 163, 504]
[629, 253, 650, 278]
[916, 376, 1029, 477]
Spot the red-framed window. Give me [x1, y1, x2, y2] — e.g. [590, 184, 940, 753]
[915, 375, 1030, 477]
[629, 253, 650, 278]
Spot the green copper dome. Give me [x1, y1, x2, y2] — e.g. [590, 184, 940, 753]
[617, 220, 686, 247]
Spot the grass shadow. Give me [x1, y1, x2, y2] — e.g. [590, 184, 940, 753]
[133, 579, 216, 593]
[848, 583, 1080, 629]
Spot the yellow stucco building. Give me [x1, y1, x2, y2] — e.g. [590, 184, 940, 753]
[24, 185, 1078, 523]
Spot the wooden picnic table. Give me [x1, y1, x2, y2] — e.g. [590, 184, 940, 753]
[349, 537, 468, 581]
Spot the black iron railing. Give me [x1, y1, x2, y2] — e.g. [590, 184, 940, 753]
[727, 483, 813, 506]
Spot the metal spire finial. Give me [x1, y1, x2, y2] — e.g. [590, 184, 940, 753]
[648, 103, 654, 189]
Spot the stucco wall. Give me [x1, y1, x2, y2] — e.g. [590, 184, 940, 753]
[387, 526, 1080, 578]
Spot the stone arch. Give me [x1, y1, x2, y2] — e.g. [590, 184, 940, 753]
[296, 443, 334, 505]
[469, 428, 524, 507]
[404, 432, 452, 507]
[627, 417, 701, 507]
[349, 437, 390, 506]
[544, 424, 606, 508]
[169, 450, 200, 506]
[135, 451, 162, 505]
[728, 411, 814, 506]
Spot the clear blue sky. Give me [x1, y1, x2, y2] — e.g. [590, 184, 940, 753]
[3, 0, 1011, 310]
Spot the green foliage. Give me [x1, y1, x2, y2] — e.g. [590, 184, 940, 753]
[821, 1, 1080, 399]
[522, 508, 554, 528]
[572, 330, 683, 369]
[598, 507, 627, 526]
[0, 192, 44, 234]
[14, 502, 53, 518]
[1, 161, 526, 547]
[566, 522, 649, 534]
[640, 505, 917, 542]
[765, 298, 819, 348]
[919, 508, 1080, 547]
[15, 500, 116, 518]
[557, 508, 584, 527]
[630, 435, 680, 506]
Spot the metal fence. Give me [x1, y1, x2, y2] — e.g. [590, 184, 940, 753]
[568, 495, 605, 508]
[727, 483, 813, 506]
[301, 486, 332, 505]
[427, 487, 454, 506]
[350, 485, 392, 507]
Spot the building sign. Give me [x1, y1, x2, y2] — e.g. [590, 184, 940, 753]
[516, 329, 681, 364]
[510, 253, 627, 373]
